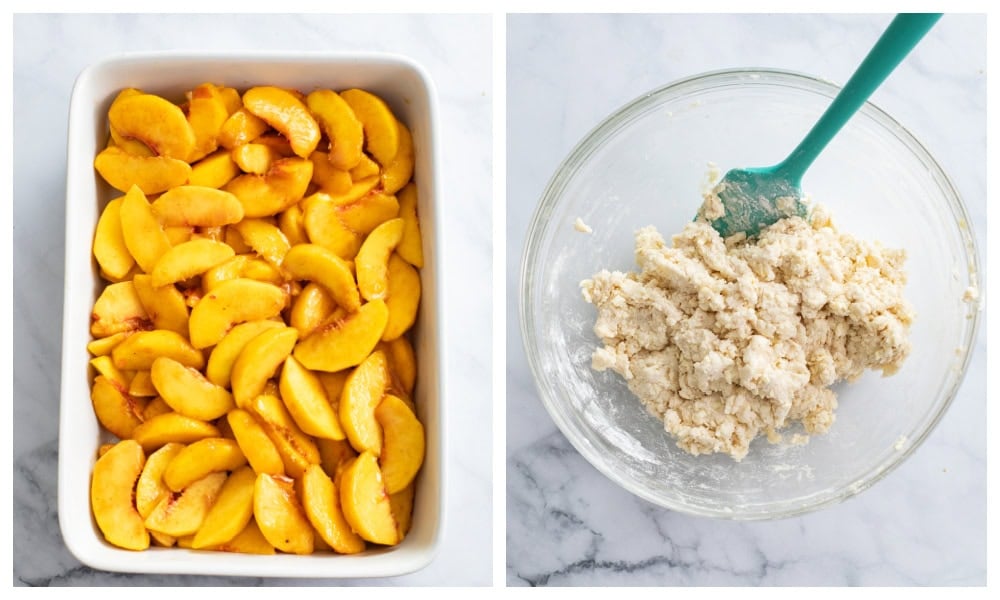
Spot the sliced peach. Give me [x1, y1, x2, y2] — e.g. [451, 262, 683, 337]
[91, 375, 146, 439]
[223, 157, 313, 218]
[253, 132, 296, 157]
[163, 225, 194, 246]
[218, 108, 270, 149]
[142, 396, 173, 421]
[191, 465, 256, 549]
[94, 146, 192, 195]
[280, 355, 344, 440]
[248, 393, 320, 478]
[383, 254, 421, 341]
[282, 243, 360, 312]
[218, 86, 242, 115]
[205, 319, 286, 388]
[375, 394, 425, 493]
[289, 282, 336, 338]
[294, 299, 388, 373]
[231, 327, 298, 408]
[395, 183, 424, 268]
[301, 193, 362, 260]
[186, 83, 229, 162]
[381, 121, 414, 194]
[151, 186, 244, 227]
[224, 226, 252, 254]
[339, 89, 400, 166]
[323, 176, 380, 206]
[90, 439, 149, 550]
[89, 355, 130, 389]
[306, 89, 364, 170]
[337, 190, 400, 236]
[317, 436, 357, 481]
[309, 151, 352, 194]
[151, 356, 234, 421]
[188, 278, 288, 349]
[253, 473, 314, 554]
[90, 280, 152, 338]
[135, 442, 185, 520]
[111, 329, 204, 371]
[202, 254, 284, 292]
[131, 274, 189, 337]
[232, 218, 290, 268]
[144, 471, 227, 537]
[379, 336, 417, 395]
[227, 408, 285, 476]
[93, 198, 135, 280]
[87, 331, 132, 356]
[389, 483, 415, 540]
[339, 350, 389, 455]
[339, 451, 399, 545]
[120, 184, 173, 273]
[277, 204, 309, 247]
[356, 218, 405, 301]
[349, 154, 380, 181]
[188, 149, 240, 189]
[211, 518, 275, 554]
[150, 238, 234, 288]
[109, 93, 196, 160]
[243, 86, 320, 159]
[131, 412, 220, 453]
[232, 143, 280, 175]
[162, 437, 247, 491]
[127, 370, 157, 397]
[301, 464, 366, 554]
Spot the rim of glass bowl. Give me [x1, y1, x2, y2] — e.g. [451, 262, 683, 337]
[519, 67, 982, 520]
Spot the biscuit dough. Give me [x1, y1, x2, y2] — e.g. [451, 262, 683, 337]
[581, 208, 914, 460]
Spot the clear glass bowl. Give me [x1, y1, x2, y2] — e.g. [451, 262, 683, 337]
[519, 68, 981, 520]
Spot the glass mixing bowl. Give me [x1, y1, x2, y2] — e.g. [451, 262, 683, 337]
[519, 68, 981, 520]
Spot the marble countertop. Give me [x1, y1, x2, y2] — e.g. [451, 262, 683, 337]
[13, 14, 492, 586]
[506, 14, 986, 586]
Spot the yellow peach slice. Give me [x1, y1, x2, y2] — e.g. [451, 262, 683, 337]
[127, 370, 157, 397]
[243, 86, 320, 159]
[109, 93, 196, 160]
[323, 176, 380, 206]
[349, 154, 380, 181]
[150, 239, 235, 288]
[151, 356, 235, 421]
[162, 437, 247, 491]
[90, 439, 149, 551]
[89, 355, 129, 389]
[218, 108, 270, 149]
[191, 465, 256, 549]
[135, 442, 185, 520]
[396, 183, 424, 268]
[339, 89, 400, 166]
[211, 518, 275, 554]
[94, 146, 192, 195]
[294, 299, 389, 373]
[356, 218, 405, 301]
[281, 243, 360, 312]
[232, 219, 290, 268]
[375, 394, 425, 493]
[131, 412, 220, 453]
[130, 274, 189, 337]
[231, 327, 298, 408]
[337, 191, 400, 236]
[289, 282, 336, 338]
[205, 319, 286, 388]
[188, 278, 288, 349]
[90, 280, 152, 338]
[218, 87, 242, 115]
[383, 254, 421, 341]
[301, 464, 366, 554]
[186, 83, 229, 162]
[189, 149, 240, 189]
[223, 157, 314, 218]
[253, 473, 314, 554]
[277, 204, 309, 247]
[253, 132, 296, 157]
[142, 396, 173, 421]
[279, 355, 345, 440]
[232, 143, 280, 175]
[309, 151, 353, 194]
[301, 193, 362, 260]
[91, 375, 146, 439]
[227, 408, 285, 476]
[87, 331, 132, 356]
[163, 225, 194, 246]
[316, 436, 357, 480]
[144, 471, 227, 537]
[339, 451, 399, 545]
[111, 329, 204, 371]
[306, 89, 364, 170]
[93, 198, 135, 280]
[120, 184, 173, 273]
[339, 350, 390, 455]
[202, 254, 285, 292]
[151, 186, 244, 227]
[389, 483, 415, 540]
[381, 121, 414, 194]
[379, 336, 417, 395]
[248, 393, 321, 478]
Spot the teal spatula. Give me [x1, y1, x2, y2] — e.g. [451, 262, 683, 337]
[704, 13, 942, 238]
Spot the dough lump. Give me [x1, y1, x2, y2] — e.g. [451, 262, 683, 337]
[581, 211, 914, 460]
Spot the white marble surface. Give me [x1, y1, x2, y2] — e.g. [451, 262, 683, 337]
[13, 14, 492, 586]
[506, 14, 986, 586]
